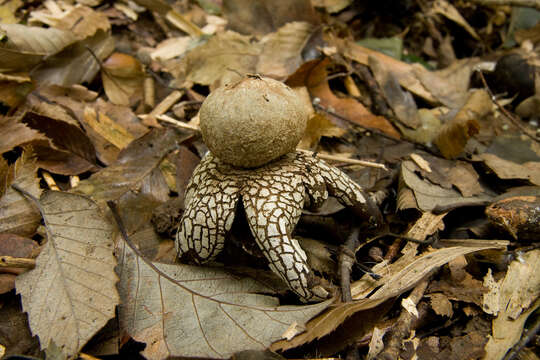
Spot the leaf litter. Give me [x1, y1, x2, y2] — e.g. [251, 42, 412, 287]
[1, 0, 540, 359]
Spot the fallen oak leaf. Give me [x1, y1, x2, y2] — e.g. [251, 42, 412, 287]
[14, 189, 119, 359]
[108, 201, 331, 360]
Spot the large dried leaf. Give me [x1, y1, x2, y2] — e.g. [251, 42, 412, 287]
[0, 150, 41, 236]
[29, 5, 110, 39]
[174, 22, 315, 87]
[223, 0, 318, 36]
[22, 97, 98, 166]
[330, 35, 436, 103]
[176, 30, 258, 87]
[0, 116, 45, 154]
[400, 160, 493, 212]
[117, 231, 331, 359]
[16, 191, 119, 358]
[32, 30, 115, 87]
[256, 22, 314, 79]
[475, 153, 540, 186]
[287, 58, 400, 138]
[368, 56, 420, 129]
[0, 23, 77, 72]
[74, 128, 188, 203]
[483, 250, 540, 360]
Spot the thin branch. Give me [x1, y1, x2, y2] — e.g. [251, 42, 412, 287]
[339, 227, 360, 302]
[0, 256, 36, 269]
[378, 278, 430, 359]
[477, 70, 540, 143]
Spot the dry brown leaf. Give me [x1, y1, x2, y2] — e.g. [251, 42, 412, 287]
[428, 293, 454, 317]
[431, 0, 480, 40]
[174, 30, 258, 87]
[0, 149, 42, 236]
[101, 53, 144, 106]
[297, 237, 336, 276]
[434, 90, 490, 159]
[330, 35, 436, 103]
[0, 116, 45, 154]
[298, 113, 346, 149]
[413, 59, 478, 108]
[16, 191, 119, 359]
[483, 250, 540, 360]
[0, 23, 77, 72]
[117, 231, 331, 359]
[20, 101, 99, 174]
[222, 0, 317, 36]
[175, 22, 314, 88]
[256, 22, 314, 80]
[32, 30, 114, 87]
[400, 160, 492, 212]
[0, 294, 41, 358]
[83, 107, 135, 149]
[0, 233, 39, 293]
[476, 153, 540, 186]
[368, 56, 420, 129]
[287, 58, 400, 138]
[131, 0, 202, 37]
[30, 4, 110, 39]
[74, 128, 189, 204]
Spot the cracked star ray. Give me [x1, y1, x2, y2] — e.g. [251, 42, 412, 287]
[176, 151, 377, 301]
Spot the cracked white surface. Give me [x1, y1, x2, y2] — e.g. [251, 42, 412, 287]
[176, 151, 374, 301]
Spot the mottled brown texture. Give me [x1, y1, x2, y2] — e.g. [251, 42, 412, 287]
[199, 76, 308, 168]
[486, 195, 540, 240]
[176, 151, 377, 301]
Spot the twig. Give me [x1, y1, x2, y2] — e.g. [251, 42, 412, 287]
[0, 256, 36, 269]
[339, 227, 360, 302]
[297, 149, 388, 170]
[151, 114, 202, 132]
[466, 0, 540, 11]
[503, 306, 540, 360]
[477, 70, 539, 143]
[377, 278, 430, 360]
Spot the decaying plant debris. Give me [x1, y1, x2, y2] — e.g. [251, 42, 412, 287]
[0, 0, 539, 359]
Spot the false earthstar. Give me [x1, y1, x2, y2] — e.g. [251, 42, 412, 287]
[176, 76, 381, 302]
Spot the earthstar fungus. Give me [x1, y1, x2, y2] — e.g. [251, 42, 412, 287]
[176, 76, 381, 302]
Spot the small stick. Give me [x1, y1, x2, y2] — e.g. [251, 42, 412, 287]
[378, 278, 430, 359]
[477, 70, 539, 143]
[42, 170, 60, 191]
[0, 256, 36, 269]
[70, 175, 80, 189]
[339, 226, 360, 302]
[297, 149, 388, 170]
[153, 114, 202, 132]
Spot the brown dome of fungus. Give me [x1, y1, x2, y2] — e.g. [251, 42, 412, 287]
[199, 76, 308, 168]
